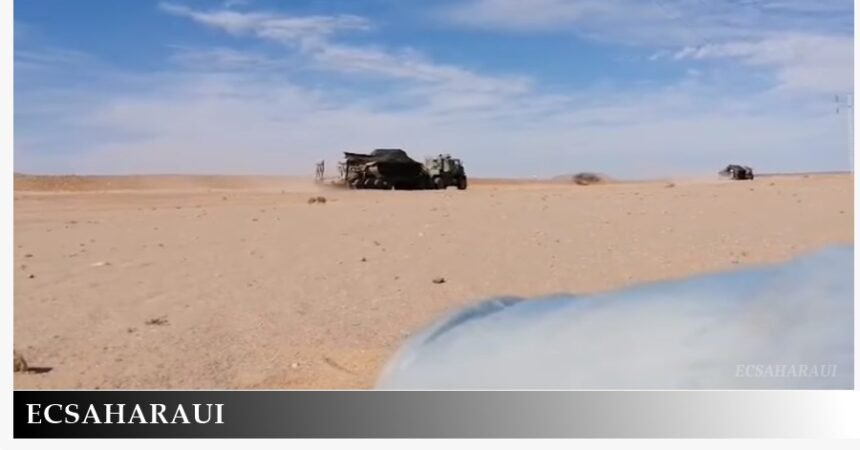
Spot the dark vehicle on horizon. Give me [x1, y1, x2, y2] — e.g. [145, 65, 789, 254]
[719, 164, 755, 180]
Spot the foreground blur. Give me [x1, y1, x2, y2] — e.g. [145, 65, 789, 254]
[377, 246, 853, 389]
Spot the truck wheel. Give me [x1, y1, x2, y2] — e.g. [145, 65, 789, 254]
[433, 177, 444, 190]
[457, 178, 467, 190]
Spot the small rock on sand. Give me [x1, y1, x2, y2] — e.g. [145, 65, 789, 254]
[145, 316, 169, 326]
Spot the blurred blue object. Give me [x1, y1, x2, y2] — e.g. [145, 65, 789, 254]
[376, 246, 854, 389]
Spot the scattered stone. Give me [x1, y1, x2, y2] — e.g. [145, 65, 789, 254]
[91, 261, 111, 267]
[316, 196, 327, 204]
[322, 356, 355, 374]
[307, 197, 317, 204]
[127, 327, 137, 333]
[290, 362, 301, 369]
[144, 316, 169, 326]
[28, 274, 35, 279]
[360, 257, 367, 262]
[13, 350, 28, 373]
[665, 183, 676, 188]
[24, 254, 33, 258]
[432, 277, 446, 284]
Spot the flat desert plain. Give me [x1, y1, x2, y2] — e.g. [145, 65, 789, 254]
[13, 173, 853, 388]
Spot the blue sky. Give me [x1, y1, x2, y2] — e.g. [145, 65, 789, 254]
[14, 0, 854, 177]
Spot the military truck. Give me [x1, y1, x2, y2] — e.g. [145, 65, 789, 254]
[337, 149, 429, 190]
[719, 164, 755, 180]
[425, 154, 468, 190]
[334, 149, 468, 190]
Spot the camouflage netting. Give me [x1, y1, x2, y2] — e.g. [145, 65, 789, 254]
[343, 149, 426, 178]
[344, 149, 421, 165]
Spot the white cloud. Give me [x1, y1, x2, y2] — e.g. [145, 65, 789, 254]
[167, 46, 292, 71]
[159, 2, 371, 48]
[160, 3, 531, 98]
[15, 62, 851, 177]
[310, 44, 532, 95]
[442, 0, 852, 41]
[670, 34, 853, 93]
[442, 0, 853, 94]
[444, 0, 632, 31]
[14, 2, 853, 177]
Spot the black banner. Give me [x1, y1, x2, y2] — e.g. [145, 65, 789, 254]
[13, 390, 853, 438]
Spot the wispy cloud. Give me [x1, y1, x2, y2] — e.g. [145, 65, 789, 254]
[15, 58, 850, 177]
[14, 47, 95, 71]
[668, 34, 852, 93]
[160, 2, 531, 96]
[160, 2, 372, 48]
[441, 0, 853, 94]
[13, 1, 853, 177]
[441, 0, 852, 42]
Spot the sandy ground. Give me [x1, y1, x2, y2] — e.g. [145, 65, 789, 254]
[13, 174, 853, 389]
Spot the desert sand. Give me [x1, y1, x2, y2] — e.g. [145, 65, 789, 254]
[13, 173, 853, 389]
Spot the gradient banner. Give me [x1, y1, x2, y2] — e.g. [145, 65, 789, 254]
[13, 390, 858, 438]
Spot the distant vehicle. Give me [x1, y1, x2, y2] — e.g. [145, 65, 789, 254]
[331, 149, 468, 190]
[424, 154, 468, 190]
[571, 172, 607, 185]
[719, 164, 755, 180]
